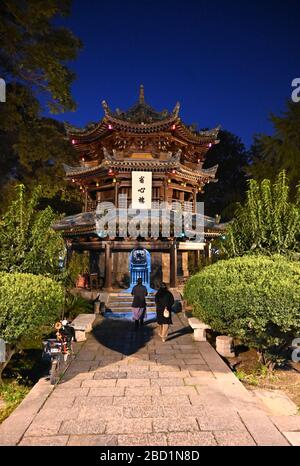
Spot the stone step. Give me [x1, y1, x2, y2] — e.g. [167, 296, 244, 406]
[108, 299, 155, 305]
[108, 300, 155, 306]
[109, 297, 156, 301]
[109, 292, 156, 297]
[107, 306, 156, 312]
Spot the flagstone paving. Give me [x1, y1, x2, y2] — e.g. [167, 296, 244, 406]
[1, 311, 299, 446]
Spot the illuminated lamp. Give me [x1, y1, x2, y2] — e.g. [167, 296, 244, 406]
[81, 157, 85, 162]
[171, 124, 176, 130]
[172, 169, 176, 174]
[96, 182, 99, 187]
[167, 179, 171, 184]
[108, 168, 113, 175]
[108, 124, 113, 130]
[208, 143, 212, 148]
[71, 139, 76, 145]
[72, 178, 75, 183]
[79, 185, 83, 190]
[113, 178, 117, 183]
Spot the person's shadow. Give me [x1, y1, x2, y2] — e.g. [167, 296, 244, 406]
[92, 317, 154, 356]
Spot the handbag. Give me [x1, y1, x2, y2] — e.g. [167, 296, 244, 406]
[163, 307, 170, 318]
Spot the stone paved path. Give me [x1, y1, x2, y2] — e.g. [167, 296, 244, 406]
[1, 312, 299, 446]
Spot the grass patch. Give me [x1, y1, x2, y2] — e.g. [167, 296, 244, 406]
[0, 379, 30, 423]
[235, 364, 278, 387]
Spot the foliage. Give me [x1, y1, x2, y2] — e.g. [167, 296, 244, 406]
[248, 101, 300, 194]
[200, 130, 249, 220]
[66, 252, 90, 288]
[222, 171, 300, 257]
[0, 379, 30, 423]
[0, 84, 82, 211]
[64, 293, 93, 320]
[0, 272, 64, 379]
[0, 184, 65, 276]
[184, 255, 300, 366]
[0, 0, 82, 113]
[0, 0, 82, 208]
[0, 272, 63, 342]
[235, 364, 277, 386]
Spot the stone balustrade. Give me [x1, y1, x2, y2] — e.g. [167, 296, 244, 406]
[188, 317, 211, 341]
[70, 314, 96, 342]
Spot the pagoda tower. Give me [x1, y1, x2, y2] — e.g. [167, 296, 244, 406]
[54, 86, 224, 290]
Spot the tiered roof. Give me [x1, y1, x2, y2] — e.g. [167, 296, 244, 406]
[66, 85, 220, 164]
[63, 149, 218, 184]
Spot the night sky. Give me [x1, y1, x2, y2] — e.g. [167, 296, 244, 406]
[52, 0, 300, 148]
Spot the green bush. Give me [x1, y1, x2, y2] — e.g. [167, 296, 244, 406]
[184, 255, 300, 362]
[66, 251, 89, 288]
[0, 272, 64, 380]
[64, 293, 93, 320]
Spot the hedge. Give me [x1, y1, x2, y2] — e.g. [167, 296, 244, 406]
[184, 255, 300, 355]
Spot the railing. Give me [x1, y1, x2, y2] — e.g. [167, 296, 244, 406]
[86, 199, 194, 212]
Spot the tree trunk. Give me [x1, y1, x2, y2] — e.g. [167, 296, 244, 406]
[0, 344, 17, 384]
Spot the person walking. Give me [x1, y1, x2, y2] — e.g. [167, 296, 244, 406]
[155, 282, 174, 342]
[131, 277, 148, 329]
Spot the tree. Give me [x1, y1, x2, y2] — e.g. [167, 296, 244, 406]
[248, 101, 300, 194]
[0, 0, 82, 209]
[0, 272, 64, 381]
[0, 0, 81, 113]
[200, 130, 249, 221]
[0, 184, 65, 276]
[222, 171, 300, 257]
[0, 84, 82, 212]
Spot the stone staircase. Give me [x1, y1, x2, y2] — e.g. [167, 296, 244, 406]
[106, 291, 156, 313]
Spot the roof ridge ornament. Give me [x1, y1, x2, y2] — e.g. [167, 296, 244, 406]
[102, 100, 110, 116]
[170, 149, 182, 162]
[173, 102, 180, 117]
[103, 147, 114, 161]
[139, 84, 145, 104]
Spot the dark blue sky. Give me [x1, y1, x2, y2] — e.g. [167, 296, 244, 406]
[52, 0, 300, 147]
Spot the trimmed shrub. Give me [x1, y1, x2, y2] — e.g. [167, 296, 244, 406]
[0, 273, 64, 379]
[184, 255, 300, 362]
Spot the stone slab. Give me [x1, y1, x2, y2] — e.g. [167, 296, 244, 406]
[253, 389, 298, 416]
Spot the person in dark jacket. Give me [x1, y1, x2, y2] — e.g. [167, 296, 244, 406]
[155, 283, 174, 342]
[131, 278, 148, 328]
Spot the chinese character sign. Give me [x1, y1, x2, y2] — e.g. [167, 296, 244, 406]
[132, 171, 152, 209]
